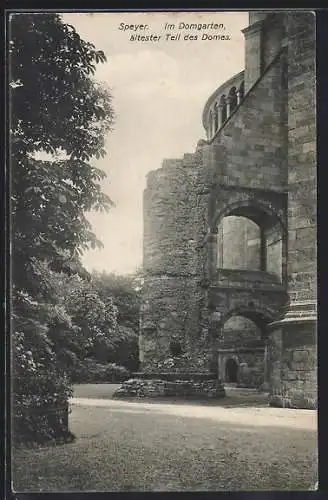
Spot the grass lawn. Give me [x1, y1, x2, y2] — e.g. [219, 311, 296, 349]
[12, 385, 318, 492]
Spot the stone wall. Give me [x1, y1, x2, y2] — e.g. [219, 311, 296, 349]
[143, 154, 205, 277]
[137, 12, 317, 406]
[280, 323, 317, 407]
[269, 322, 317, 409]
[285, 12, 317, 303]
[262, 13, 287, 68]
[113, 377, 225, 400]
[268, 13, 317, 409]
[243, 19, 263, 92]
[140, 275, 212, 373]
[141, 143, 213, 374]
[208, 49, 287, 192]
[208, 272, 286, 322]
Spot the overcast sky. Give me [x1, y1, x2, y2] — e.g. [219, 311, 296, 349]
[62, 11, 249, 275]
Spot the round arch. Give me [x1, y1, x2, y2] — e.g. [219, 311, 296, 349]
[219, 306, 277, 337]
[213, 199, 286, 233]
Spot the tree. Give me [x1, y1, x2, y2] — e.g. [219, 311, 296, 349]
[9, 13, 115, 442]
[64, 277, 119, 364]
[91, 271, 142, 371]
[93, 271, 141, 331]
[10, 13, 115, 286]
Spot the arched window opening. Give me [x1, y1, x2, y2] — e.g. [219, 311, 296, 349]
[223, 315, 262, 347]
[217, 215, 261, 271]
[220, 95, 227, 124]
[208, 110, 213, 138]
[214, 102, 219, 132]
[228, 86, 238, 113]
[216, 205, 284, 281]
[239, 81, 245, 102]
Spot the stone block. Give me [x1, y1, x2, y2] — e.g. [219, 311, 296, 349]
[293, 349, 309, 363]
[282, 371, 298, 382]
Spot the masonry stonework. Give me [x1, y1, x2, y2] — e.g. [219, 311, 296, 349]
[117, 12, 317, 407]
[268, 13, 317, 409]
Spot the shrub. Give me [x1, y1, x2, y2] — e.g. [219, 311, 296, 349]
[104, 363, 130, 382]
[12, 302, 75, 445]
[70, 359, 130, 383]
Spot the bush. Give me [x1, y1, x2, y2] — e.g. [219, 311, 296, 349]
[14, 403, 75, 446]
[12, 323, 75, 445]
[70, 359, 130, 383]
[104, 363, 130, 382]
[110, 326, 139, 372]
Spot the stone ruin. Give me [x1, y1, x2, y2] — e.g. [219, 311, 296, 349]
[114, 12, 317, 408]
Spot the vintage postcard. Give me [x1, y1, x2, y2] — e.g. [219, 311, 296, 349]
[8, 10, 317, 492]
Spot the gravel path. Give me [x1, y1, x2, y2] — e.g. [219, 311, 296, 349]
[71, 396, 316, 430]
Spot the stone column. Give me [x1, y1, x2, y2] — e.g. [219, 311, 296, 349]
[267, 326, 283, 398]
[260, 227, 267, 271]
[217, 223, 224, 268]
[208, 112, 213, 139]
[206, 229, 218, 279]
[226, 97, 231, 118]
[208, 311, 223, 375]
[262, 341, 270, 391]
[218, 104, 223, 129]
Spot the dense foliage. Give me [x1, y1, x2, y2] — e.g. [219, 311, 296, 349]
[63, 272, 140, 379]
[91, 271, 142, 371]
[10, 13, 116, 443]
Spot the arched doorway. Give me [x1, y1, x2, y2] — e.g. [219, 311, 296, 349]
[217, 311, 270, 389]
[225, 358, 238, 383]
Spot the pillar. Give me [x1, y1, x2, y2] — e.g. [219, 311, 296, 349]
[226, 97, 231, 118]
[260, 227, 267, 271]
[217, 223, 224, 268]
[206, 229, 218, 279]
[208, 311, 223, 375]
[208, 111, 213, 139]
[218, 103, 223, 129]
[262, 341, 270, 391]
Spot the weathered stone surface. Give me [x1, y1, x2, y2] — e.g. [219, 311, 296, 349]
[113, 378, 226, 400]
[134, 12, 317, 408]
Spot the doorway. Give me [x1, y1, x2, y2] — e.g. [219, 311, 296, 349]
[225, 358, 238, 383]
